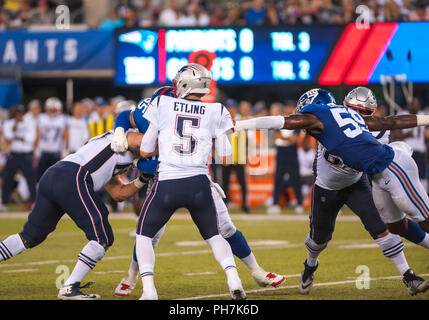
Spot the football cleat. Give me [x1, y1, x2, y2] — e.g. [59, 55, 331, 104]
[252, 271, 286, 288]
[228, 278, 246, 300]
[402, 269, 429, 296]
[139, 289, 158, 300]
[299, 260, 318, 295]
[114, 271, 139, 297]
[58, 282, 100, 300]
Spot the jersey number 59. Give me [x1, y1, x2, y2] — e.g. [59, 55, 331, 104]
[173, 115, 200, 156]
[330, 107, 369, 138]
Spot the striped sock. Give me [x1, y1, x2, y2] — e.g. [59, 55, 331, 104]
[305, 234, 328, 267]
[376, 233, 409, 275]
[0, 234, 26, 262]
[64, 241, 105, 286]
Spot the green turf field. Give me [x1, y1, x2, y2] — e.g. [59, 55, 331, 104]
[0, 210, 428, 300]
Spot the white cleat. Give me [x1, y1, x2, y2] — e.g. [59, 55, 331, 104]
[228, 279, 246, 300]
[115, 272, 139, 297]
[252, 271, 286, 288]
[58, 282, 101, 300]
[139, 289, 158, 300]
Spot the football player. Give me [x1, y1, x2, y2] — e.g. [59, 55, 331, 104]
[36, 97, 69, 180]
[133, 63, 246, 300]
[297, 87, 429, 295]
[344, 87, 429, 252]
[235, 88, 429, 295]
[0, 130, 151, 300]
[111, 86, 285, 297]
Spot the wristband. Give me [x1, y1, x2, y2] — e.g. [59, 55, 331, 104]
[416, 115, 429, 126]
[133, 177, 145, 189]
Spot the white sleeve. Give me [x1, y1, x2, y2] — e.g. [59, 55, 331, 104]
[215, 105, 234, 138]
[215, 133, 232, 157]
[140, 122, 158, 154]
[2, 121, 14, 140]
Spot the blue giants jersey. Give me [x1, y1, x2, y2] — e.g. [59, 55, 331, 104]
[133, 87, 176, 133]
[299, 103, 394, 176]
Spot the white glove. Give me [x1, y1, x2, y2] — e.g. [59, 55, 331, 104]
[111, 127, 128, 153]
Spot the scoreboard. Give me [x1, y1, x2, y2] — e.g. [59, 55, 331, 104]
[114, 26, 341, 86]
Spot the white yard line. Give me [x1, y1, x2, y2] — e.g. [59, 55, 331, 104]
[176, 273, 429, 300]
[1, 268, 37, 273]
[0, 212, 361, 222]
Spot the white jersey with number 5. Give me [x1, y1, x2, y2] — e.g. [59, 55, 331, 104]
[143, 95, 233, 181]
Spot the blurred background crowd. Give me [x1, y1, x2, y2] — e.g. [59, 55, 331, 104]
[1, 0, 429, 30]
[1, 92, 429, 216]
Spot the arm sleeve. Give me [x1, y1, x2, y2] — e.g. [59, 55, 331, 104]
[136, 156, 158, 176]
[215, 105, 234, 138]
[215, 133, 232, 157]
[140, 122, 158, 154]
[141, 98, 160, 127]
[2, 121, 14, 140]
[114, 110, 133, 131]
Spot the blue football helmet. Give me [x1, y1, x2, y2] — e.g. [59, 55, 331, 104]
[296, 88, 336, 113]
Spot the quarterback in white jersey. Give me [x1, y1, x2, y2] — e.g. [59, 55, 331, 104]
[0, 130, 153, 300]
[134, 63, 246, 300]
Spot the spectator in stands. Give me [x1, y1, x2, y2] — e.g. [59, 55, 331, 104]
[123, 6, 142, 28]
[139, 0, 160, 26]
[2, 104, 37, 209]
[222, 99, 251, 214]
[267, 102, 303, 215]
[244, 0, 267, 25]
[0, 9, 9, 29]
[30, 0, 54, 25]
[99, 8, 124, 30]
[158, 0, 182, 26]
[179, 1, 210, 26]
[116, 0, 136, 19]
[265, 1, 279, 25]
[225, 2, 246, 25]
[409, 0, 429, 21]
[210, 6, 227, 25]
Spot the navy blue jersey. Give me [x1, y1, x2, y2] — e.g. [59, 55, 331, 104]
[133, 87, 176, 134]
[299, 103, 394, 176]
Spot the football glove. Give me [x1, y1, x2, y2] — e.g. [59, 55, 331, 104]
[111, 127, 128, 153]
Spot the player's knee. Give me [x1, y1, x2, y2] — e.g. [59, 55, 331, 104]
[218, 219, 236, 239]
[88, 240, 107, 260]
[18, 230, 47, 249]
[306, 233, 329, 251]
[387, 219, 408, 237]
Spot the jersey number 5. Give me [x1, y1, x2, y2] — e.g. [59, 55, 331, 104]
[330, 107, 369, 138]
[173, 115, 200, 155]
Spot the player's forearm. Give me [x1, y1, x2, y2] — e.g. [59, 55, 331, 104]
[114, 110, 133, 130]
[136, 158, 158, 176]
[235, 116, 285, 131]
[108, 182, 140, 202]
[365, 115, 418, 131]
[126, 132, 144, 151]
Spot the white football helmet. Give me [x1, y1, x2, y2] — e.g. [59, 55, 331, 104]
[45, 97, 63, 112]
[173, 63, 211, 99]
[343, 87, 377, 116]
[115, 100, 136, 115]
